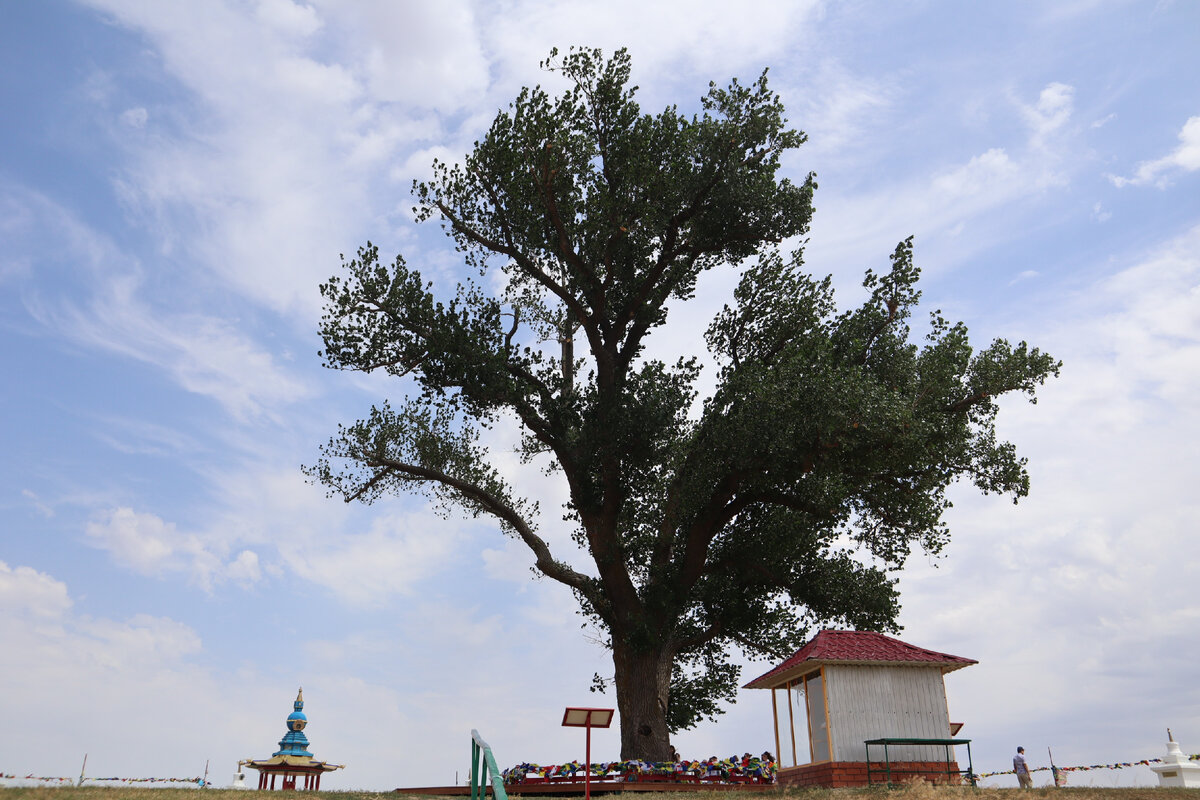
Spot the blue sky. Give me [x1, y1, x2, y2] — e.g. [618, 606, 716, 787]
[2, 0, 1199, 791]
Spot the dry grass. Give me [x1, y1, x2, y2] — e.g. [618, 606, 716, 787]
[4, 783, 1200, 800]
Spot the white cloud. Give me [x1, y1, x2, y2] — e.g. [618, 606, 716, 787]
[226, 549, 263, 585]
[0, 561, 73, 619]
[76, 457, 467, 606]
[280, 511, 465, 606]
[78, 0, 469, 317]
[1110, 114, 1200, 187]
[1021, 81, 1075, 148]
[931, 147, 1020, 198]
[481, 539, 537, 585]
[120, 106, 148, 128]
[85, 613, 204, 662]
[84, 506, 265, 590]
[484, 0, 821, 90]
[86, 506, 193, 574]
[67, 0, 824, 327]
[316, 0, 489, 107]
[255, 0, 323, 38]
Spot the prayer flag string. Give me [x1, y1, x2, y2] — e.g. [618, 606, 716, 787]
[1, 774, 203, 784]
[976, 754, 1200, 779]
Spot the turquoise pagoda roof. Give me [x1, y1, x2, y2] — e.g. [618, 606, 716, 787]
[273, 688, 313, 758]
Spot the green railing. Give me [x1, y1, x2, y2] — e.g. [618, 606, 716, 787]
[865, 737, 975, 787]
[471, 729, 509, 800]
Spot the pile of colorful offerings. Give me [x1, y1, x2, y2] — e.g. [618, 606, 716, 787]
[502, 755, 777, 785]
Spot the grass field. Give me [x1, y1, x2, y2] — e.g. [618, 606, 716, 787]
[3, 784, 1199, 800]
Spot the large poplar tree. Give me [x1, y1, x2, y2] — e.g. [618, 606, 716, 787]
[308, 48, 1059, 760]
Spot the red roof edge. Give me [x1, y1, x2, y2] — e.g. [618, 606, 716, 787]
[743, 629, 977, 689]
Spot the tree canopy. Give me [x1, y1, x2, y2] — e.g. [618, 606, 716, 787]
[308, 47, 1060, 759]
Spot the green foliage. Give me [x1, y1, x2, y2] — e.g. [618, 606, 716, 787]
[308, 47, 1059, 741]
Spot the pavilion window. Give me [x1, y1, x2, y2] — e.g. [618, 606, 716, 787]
[805, 671, 831, 763]
[772, 668, 831, 768]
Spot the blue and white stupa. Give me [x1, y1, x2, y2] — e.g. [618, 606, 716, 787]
[242, 688, 344, 790]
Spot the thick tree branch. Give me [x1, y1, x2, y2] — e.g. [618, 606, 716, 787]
[944, 390, 990, 413]
[674, 622, 722, 654]
[360, 453, 599, 602]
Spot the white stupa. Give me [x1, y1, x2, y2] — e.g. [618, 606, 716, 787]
[1149, 730, 1200, 788]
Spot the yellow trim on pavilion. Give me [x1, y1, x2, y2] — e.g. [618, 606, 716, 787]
[246, 755, 343, 771]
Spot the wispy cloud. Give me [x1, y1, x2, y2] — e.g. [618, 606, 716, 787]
[799, 80, 1081, 280]
[5, 186, 312, 422]
[89, 415, 205, 458]
[776, 59, 896, 165]
[21, 489, 57, 519]
[35, 275, 312, 421]
[1110, 114, 1200, 187]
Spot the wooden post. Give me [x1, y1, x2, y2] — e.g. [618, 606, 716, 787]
[787, 679, 798, 766]
[771, 688, 781, 767]
[585, 722, 593, 800]
[820, 667, 832, 762]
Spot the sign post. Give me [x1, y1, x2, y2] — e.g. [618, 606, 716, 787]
[561, 707, 614, 800]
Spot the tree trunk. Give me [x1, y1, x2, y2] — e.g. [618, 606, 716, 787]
[612, 639, 673, 761]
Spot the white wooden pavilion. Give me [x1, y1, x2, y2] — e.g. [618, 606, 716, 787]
[744, 630, 976, 787]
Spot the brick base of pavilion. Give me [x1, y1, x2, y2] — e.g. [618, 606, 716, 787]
[777, 761, 964, 788]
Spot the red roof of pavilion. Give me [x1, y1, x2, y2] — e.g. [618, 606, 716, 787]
[743, 629, 977, 689]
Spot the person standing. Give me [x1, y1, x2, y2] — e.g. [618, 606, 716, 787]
[1014, 746, 1033, 788]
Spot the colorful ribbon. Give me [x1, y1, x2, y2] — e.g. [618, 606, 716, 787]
[503, 757, 778, 785]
